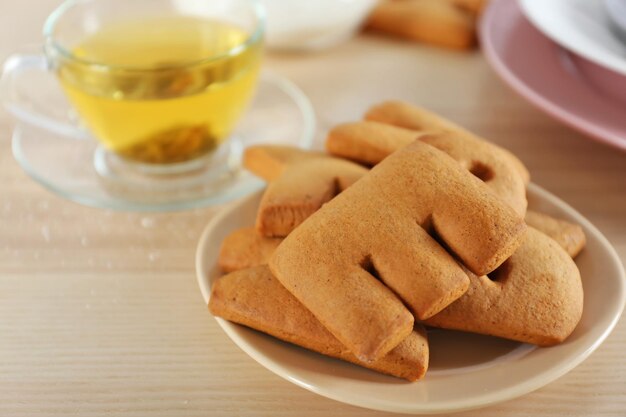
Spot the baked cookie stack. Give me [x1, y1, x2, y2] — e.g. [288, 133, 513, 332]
[209, 101, 585, 382]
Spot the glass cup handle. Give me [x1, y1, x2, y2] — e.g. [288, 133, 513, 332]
[1, 48, 88, 140]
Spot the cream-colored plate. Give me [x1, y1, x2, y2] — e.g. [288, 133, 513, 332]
[195, 184, 625, 414]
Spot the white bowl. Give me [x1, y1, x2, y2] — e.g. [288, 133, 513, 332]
[519, 0, 626, 77]
[605, 0, 626, 44]
[261, 0, 378, 51]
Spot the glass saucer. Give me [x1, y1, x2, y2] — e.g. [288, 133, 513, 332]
[11, 72, 316, 211]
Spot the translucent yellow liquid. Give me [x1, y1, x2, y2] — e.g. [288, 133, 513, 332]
[58, 16, 262, 164]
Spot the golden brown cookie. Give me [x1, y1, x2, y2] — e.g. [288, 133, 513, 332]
[453, 0, 489, 16]
[209, 265, 429, 381]
[218, 227, 283, 273]
[326, 120, 527, 215]
[243, 146, 325, 181]
[326, 121, 422, 166]
[270, 140, 526, 361]
[366, 0, 477, 49]
[424, 227, 584, 346]
[525, 211, 586, 258]
[243, 145, 368, 237]
[365, 101, 531, 185]
[220, 213, 584, 277]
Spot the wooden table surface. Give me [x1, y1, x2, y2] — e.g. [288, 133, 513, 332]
[1, 1, 625, 416]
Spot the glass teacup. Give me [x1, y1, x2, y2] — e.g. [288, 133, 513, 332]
[3, 0, 264, 173]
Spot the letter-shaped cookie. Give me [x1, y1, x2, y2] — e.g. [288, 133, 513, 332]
[244, 146, 368, 237]
[270, 140, 526, 361]
[327, 121, 527, 215]
[326, 120, 423, 166]
[365, 101, 530, 184]
[367, 0, 477, 49]
[453, 0, 488, 16]
[525, 211, 586, 258]
[424, 228, 584, 345]
[209, 265, 429, 381]
[217, 212, 586, 273]
[218, 227, 283, 273]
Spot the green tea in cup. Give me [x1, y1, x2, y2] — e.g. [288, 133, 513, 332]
[43, 0, 264, 166]
[59, 15, 262, 164]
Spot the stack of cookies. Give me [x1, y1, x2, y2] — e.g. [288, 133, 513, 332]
[209, 101, 585, 382]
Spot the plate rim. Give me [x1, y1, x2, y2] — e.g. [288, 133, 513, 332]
[479, 0, 626, 152]
[195, 183, 626, 414]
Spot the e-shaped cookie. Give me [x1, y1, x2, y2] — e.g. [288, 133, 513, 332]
[270, 140, 526, 361]
[243, 145, 368, 237]
[327, 120, 528, 216]
[424, 227, 584, 345]
[365, 100, 531, 184]
[209, 265, 429, 381]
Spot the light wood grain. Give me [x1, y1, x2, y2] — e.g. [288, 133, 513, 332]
[0, 1, 625, 416]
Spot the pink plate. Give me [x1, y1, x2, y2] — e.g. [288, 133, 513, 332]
[480, 0, 626, 151]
